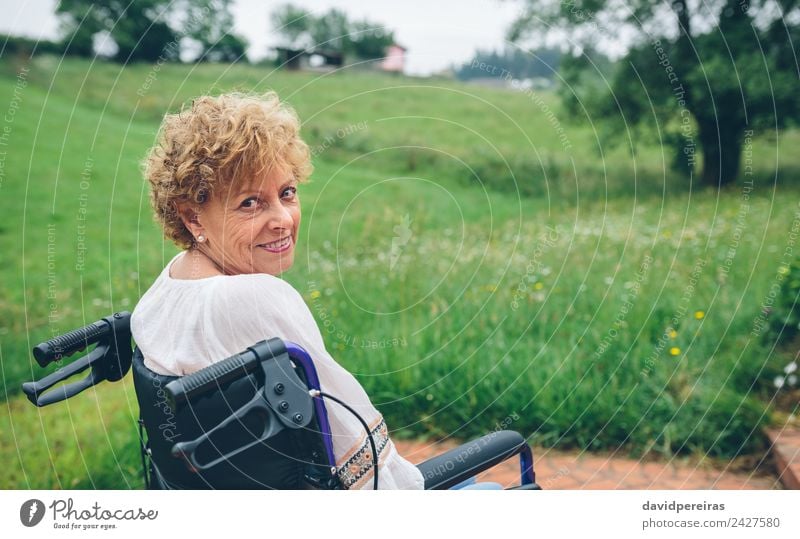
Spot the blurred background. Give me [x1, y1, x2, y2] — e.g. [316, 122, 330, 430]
[0, 0, 798, 489]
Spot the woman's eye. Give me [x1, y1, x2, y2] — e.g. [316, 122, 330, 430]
[240, 197, 260, 209]
[282, 186, 297, 200]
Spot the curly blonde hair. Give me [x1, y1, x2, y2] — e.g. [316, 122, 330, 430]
[142, 91, 313, 249]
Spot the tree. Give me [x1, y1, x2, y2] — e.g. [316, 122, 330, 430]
[308, 8, 350, 52]
[349, 20, 396, 60]
[56, 0, 178, 63]
[455, 46, 562, 81]
[55, 1, 101, 57]
[510, 0, 800, 187]
[271, 3, 313, 49]
[270, 3, 395, 60]
[181, 0, 248, 63]
[203, 33, 248, 63]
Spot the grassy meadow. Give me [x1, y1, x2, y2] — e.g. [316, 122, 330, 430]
[1, 54, 799, 488]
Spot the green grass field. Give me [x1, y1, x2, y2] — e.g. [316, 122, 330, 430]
[1, 54, 798, 488]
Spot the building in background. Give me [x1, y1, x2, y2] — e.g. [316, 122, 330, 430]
[379, 43, 406, 74]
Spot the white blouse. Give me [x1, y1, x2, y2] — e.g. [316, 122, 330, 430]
[131, 251, 425, 490]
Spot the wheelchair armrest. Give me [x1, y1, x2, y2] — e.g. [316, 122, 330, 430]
[416, 430, 534, 490]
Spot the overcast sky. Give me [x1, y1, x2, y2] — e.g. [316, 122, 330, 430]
[1, 0, 527, 75]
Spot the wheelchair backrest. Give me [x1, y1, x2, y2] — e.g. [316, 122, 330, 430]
[134, 345, 339, 489]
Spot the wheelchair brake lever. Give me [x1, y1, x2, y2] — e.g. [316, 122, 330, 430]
[171, 392, 287, 472]
[22, 344, 108, 407]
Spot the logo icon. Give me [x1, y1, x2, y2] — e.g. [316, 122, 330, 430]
[389, 213, 413, 271]
[20, 499, 45, 527]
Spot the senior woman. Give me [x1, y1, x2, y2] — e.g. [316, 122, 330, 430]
[131, 92, 424, 490]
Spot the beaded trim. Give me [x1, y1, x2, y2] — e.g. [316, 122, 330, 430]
[336, 418, 389, 489]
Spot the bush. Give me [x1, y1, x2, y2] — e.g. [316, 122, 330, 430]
[768, 255, 800, 344]
[0, 34, 63, 57]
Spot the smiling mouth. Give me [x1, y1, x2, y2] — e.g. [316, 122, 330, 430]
[258, 236, 293, 253]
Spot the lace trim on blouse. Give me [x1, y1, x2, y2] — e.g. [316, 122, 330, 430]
[336, 417, 389, 489]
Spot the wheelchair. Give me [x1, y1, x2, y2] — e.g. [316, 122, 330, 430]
[22, 312, 541, 490]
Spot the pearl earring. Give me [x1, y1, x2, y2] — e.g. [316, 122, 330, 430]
[197, 235, 206, 243]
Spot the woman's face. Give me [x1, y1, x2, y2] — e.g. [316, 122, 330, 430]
[183, 164, 301, 276]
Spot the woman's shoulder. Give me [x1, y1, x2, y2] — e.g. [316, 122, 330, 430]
[205, 273, 321, 351]
[153, 250, 302, 302]
[132, 255, 303, 321]
[211, 272, 305, 303]
[205, 273, 313, 328]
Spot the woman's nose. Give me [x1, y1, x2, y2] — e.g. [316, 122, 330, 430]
[267, 202, 293, 230]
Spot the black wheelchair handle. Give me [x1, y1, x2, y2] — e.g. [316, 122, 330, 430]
[32, 312, 130, 368]
[165, 337, 287, 411]
[23, 312, 133, 407]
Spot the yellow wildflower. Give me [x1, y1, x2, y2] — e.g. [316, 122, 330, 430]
[668, 329, 678, 339]
[694, 310, 705, 320]
[310, 290, 322, 299]
[534, 282, 544, 290]
[669, 347, 681, 356]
